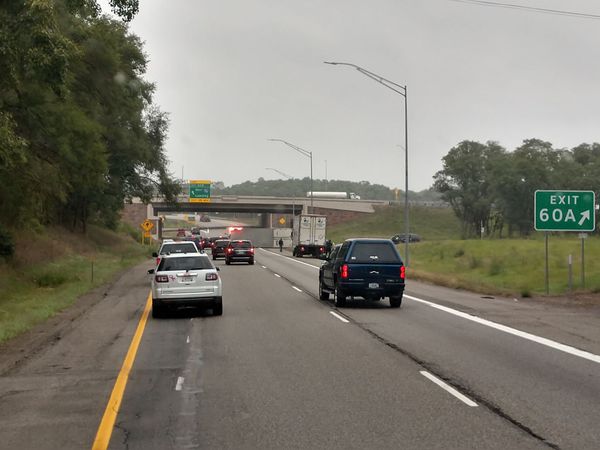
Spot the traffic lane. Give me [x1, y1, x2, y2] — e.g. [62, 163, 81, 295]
[258, 248, 600, 355]
[0, 262, 155, 450]
[115, 256, 544, 449]
[256, 250, 600, 448]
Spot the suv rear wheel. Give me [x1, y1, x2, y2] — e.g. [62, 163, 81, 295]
[213, 297, 223, 316]
[318, 279, 330, 300]
[152, 300, 165, 318]
[334, 286, 346, 307]
[390, 295, 403, 308]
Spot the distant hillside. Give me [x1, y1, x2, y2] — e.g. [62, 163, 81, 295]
[212, 178, 441, 202]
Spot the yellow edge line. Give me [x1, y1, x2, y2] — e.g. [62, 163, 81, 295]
[92, 292, 152, 450]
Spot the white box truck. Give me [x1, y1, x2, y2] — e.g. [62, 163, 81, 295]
[292, 214, 327, 257]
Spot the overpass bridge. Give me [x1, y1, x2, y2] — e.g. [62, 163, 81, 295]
[121, 195, 390, 242]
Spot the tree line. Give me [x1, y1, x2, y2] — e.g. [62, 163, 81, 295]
[433, 139, 600, 238]
[0, 0, 179, 242]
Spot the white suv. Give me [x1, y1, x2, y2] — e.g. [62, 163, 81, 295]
[148, 253, 222, 317]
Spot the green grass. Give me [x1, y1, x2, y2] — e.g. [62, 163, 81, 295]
[0, 226, 151, 344]
[327, 205, 462, 243]
[327, 205, 600, 296]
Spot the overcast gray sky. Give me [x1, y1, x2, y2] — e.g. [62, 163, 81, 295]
[101, 0, 600, 191]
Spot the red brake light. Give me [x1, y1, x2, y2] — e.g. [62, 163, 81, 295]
[250, 248, 254, 254]
[341, 264, 349, 279]
[155, 275, 169, 283]
[205, 273, 218, 281]
[227, 248, 233, 253]
[156, 257, 161, 266]
[400, 266, 405, 280]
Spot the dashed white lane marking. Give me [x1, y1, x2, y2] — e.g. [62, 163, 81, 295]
[292, 286, 302, 292]
[175, 376, 185, 391]
[186, 336, 190, 344]
[329, 311, 349, 323]
[405, 295, 600, 365]
[420, 371, 478, 407]
[274, 273, 281, 278]
[258, 249, 600, 365]
[261, 265, 267, 269]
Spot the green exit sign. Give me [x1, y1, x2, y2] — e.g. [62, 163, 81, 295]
[534, 190, 595, 232]
[189, 180, 211, 203]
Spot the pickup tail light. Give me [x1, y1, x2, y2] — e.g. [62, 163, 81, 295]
[206, 273, 218, 281]
[319, 247, 324, 253]
[400, 266, 406, 280]
[341, 264, 349, 279]
[155, 275, 169, 283]
[226, 248, 233, 253]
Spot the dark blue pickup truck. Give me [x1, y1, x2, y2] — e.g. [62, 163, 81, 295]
[318, 238, 405, 308]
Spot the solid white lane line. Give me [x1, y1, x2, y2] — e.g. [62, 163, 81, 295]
[186, 336, 190, 344]
[274, 273, 281, 278]
[258, 248, 319, 270]
[175, 376, 185, 391]
[405, 295, 600, 365]
[420, 371, 478, 407]
[292, 286, 302, 292]
[330, 311, 349, 323]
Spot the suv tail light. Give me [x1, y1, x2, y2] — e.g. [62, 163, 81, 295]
[155, 275, 169, 283]
[340, 264, 349, 279]
[250, 248, 254, 254]
[206, 273, 218, 281]
[226, 248, 233, 253]
[156, 257, 161, 266]
[400, 266, 405, 280]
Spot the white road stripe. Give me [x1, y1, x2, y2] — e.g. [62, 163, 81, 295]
[186, 336, 190, 344]
[330, 311, 349, 323]
[274, 273, 281, 278]
[292, 286, 302, 292]
[420, 371, 477, 407]
[175, 376, 185, 391]
[406, 295, 600, 365]
[261, 265, 267, 269]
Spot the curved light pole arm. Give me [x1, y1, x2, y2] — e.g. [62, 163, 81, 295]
[268, 139, 314, 211]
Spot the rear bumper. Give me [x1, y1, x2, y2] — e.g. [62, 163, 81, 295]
[153, 296, 222, 308]
[338, 281, 404, 298]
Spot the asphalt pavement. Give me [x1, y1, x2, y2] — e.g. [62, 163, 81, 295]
[0, 248, 598, 449]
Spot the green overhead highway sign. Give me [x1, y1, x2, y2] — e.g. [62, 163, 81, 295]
[534, 190, 596, 232]
[189, 180, 211, 203]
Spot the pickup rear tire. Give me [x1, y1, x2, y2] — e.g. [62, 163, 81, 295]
[319, 280, 330, 300]
[390, 295, 403, 308]
[334, 286, 347, 307]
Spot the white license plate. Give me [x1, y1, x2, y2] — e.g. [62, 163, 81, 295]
[368, 283, 379, 289]
[181, 276, 193, 283]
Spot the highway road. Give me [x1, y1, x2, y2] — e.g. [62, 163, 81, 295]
[0, 248, 599, 449]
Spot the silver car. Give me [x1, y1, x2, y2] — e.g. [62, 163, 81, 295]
[148, 253, 222, 317]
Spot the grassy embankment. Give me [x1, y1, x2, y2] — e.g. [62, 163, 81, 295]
[327, 205, 600, 296]
[0, 225, 152, 344]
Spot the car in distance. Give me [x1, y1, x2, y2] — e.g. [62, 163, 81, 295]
[148, 253, 222, 317]
[319, 238, 405, 308]
[225, 240, 255, 265]
[152, 240, 200, 266]
[211, 239, 231, 260]
[391, 233, 421, 244]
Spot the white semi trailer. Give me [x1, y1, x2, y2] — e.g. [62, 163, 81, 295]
[306, 191, 361, 200]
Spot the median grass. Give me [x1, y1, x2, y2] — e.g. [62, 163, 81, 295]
[327, 205, 600, 296]
[0, 225, 151, 345]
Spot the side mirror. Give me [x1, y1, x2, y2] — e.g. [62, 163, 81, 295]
[147, 269, 155, 274]
[216, 267, 220, 271]
[152, 252, 158, 257]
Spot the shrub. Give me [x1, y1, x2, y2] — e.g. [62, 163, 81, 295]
[488, 258, 503, 276]
[35, 271, 70, 287]
[468, 256, 481, 269]
[0, 226, 15, 258]
[454, 248, 465, 258]
[520, 288, 532, 298]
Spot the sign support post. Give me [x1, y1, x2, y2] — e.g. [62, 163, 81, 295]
[544, 232, 549, 295]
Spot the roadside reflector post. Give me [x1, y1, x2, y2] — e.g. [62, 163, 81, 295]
[567, 254, 572, 293]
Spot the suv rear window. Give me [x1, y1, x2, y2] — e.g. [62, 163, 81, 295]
[160, 243, 198, 254]
[158, 256, 213, 271]
[215, 240, 230, 248]
[348, 242, 401, 264]
[230, 241, 251, 248]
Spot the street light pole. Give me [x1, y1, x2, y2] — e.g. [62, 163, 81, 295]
[324, 61, 410, 266]
[268, 139, 314, 212]
[265, 167, 296, 217]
